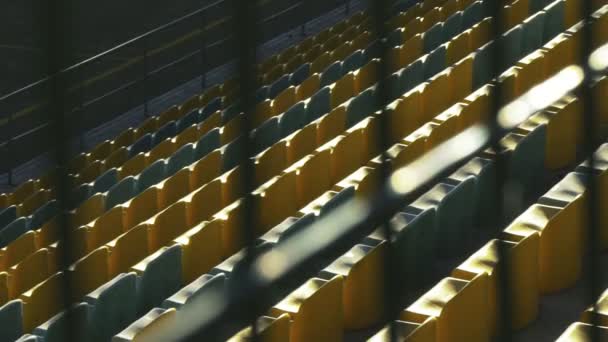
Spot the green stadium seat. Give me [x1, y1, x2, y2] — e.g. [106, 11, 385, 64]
[132, 245, 182, 316]
[522, 12, 546, 56]
[423, 45, 446, 79]
[462, 1, 484, 28]
[305, 86, 331, 123]
[176, 110, 201, 132]
[29, 200, 58, 230]
[501, 25, 523, 71]
[129, 134, 152, 158]
[162, 273, 226, 309]
[543, 0, 565, 43]
[32, 303, 91, 341]
[106, 176, 138, 210]
[320, 61, 344, 87]
[0, 300, 23, 341]
[0, 206, 18, 230]
[137, 160, 167, 193]
[201, 97, 222, 119]
[194, 128, 221, 161]
[279, 102, 306, 138]
[424, 22, 444, 53]
[290, 63, 310, 86]
[253, 117, 280, 154]
[0, 217, 29, 248]
[343, 50, 365, 72]
[85, 273, 138, 342]
[222, 102, 241, 124]
[269, 75, 290, 99]
[94, 168, 119, 194]
[346, 88, 376, 129]
[167, 143, 195, 176]
[473, 42, 494, 90]
[222, 137, 245, 172]
[444, 11, 463, 39]
[399, 60, 425, 95]
[153, 122, 177, 147]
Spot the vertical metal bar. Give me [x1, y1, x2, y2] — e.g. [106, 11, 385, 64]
[199, 9, 208, 90]
[234, 0, 259, 339]
[581, 0, 600, 340]
[488, 2, 512, 341]
[143, 37, 150, 118]
[371, 0, 398, 340]
[47, 0, 76, 341]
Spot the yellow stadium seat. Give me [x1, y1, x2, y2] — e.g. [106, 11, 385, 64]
[498, 67, 522, 105]
[149, 201, 191, 252]
[311, 52, 331, 74]
[288, 150, 332, 210]
[20, 272, 65, 332]
[264, 64, 286, 85]
[460, 85, 491, 127]
[470, 18, 492, 51]
[18, 190, 51, 217]
[299, 190, 340, 217]
[160, 168, 192, 208]
[191, 150, 222, 190]
[120, 153, 148, 179]
[516, 50, 547, 93]
[199, 111, 222, 136]
[422, 7, 444, 32]
[212, 200, 244, 258]
[334, 166, 380, 199]
[320, 132, 365, 184]
[8, 248, 51, 299]
[174, 220, 222, 284]
[283, 124, 317, 165]
[0, 231, 37, 272]
[543, 35, 576, 78]
[322, 243, 386, 329]
[229, 314, 291, 342]
[0, 273, 7, 305]
[114, 308, 177, 342]
[423, 73, 450, 122]
[107, 223, 149, 276]
[273, 86, 297, 115]
[331, 42, 353, 62]
[77, 160, 105, 185]
[386, 87, 424, 144]
[254, 172, 298, 233]
[296, 75, 321, 102]
[452, 232, 540, 333]
[105, 148, 129, 170]
[36, 217, 60, 249]
[254, 100, 275, 127]
[69, 194, 105, 227]
[126, 187, 162, 229]
[286, 55, 305, 73]
[503, 0, 528, 31]
[70, 247, 110, 301]
[369, 318, 437, 341]
[221, 115, 243, 145]
[503, 201, 585, 294]
[442, 0, 461, 17]
[175, 125, 202, 146]
[564, 0, 583, 28]
[556, 322, 608, 341]
[134, 117, 158, 140]
[322, 35, 340, 52]
[304, 45, 322, 63]
[115, 128, 136, 149]
[593, 7, 608, 48]
[179, 95, 201, 116]
[330, 73, 356, 108]
[316, 105, 346, 146]
[90, 140, 114, 161]
[220, 166, 243, 207]
[270, 276, 343, 342]
[347, 117, 380, 162]
[188, 179, 223, 226]
[88, 206, 128, 254]
[401, 274, 490, 342]
[254, 141, 288, 187]
[352, 31, 372, 51]
[354, 59, 379, 93]
[580, 288, 608, 327]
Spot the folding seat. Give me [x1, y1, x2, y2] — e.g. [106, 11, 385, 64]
[126, 186, 161, 230]
[210, 199, 245, 257]
[211, 241, 274, 277]
[320, 61, 343, 87]
[285, 151, 331, 210]
[473, 41, 494, 90]
[385, 88, 424, 144]
[331, 72, 356, 109]
[106, 177, 138, 210]
[263, 64, 286, 85]
[369, 318, 437, 341]
[286, 55, 305, 75]
[163, 273, 226, 310]
[423, 45, 446, 79]
[113, 307, 177, 342]
[409, 178, 476, 257]
[354, 59, 379, 93]
[131, 245, 182, 316]
[279, 102, 306, 138]
[557, 322, 608, 341]
[447, 157, 497, 227]
[69, 184, 93, 210]
[317, 105, 347, 147]
[313, 187, 355, 217]
[188, 179, 223, 226]
[448, 56, 474, 104]
[137, 160, 167, 193]
[28, 200, 58, 230]
[194, 128, 221, 162]
[129, 134, 153, 159]
[254, 141, 287, 187]
[423, 72, 451, 122]
[501, 25, 523, 72]
[106, 223, 149, 277]
[401, 274, 490, 342]
[174, 221, 222, 284]
[259, 214, 315, 244]
[398, 59, 424, 96]
[85, 273, 138, 342]
[104, 147, 129, 170]
[228, 314, 291, 342]
[221, 103, 242, 125]
[257, 86, 270, 103]
[543, 1, 565, 43]
[253, 117, 280, 154]
[530, 0, 550, 13]
[201, 97, 222, 119]
[148, 200, 191, 252]
[331, 42, 353, 63]
[289, 63, 310, 87]
[68, 247, 110, 302]
[166, 144, 194, 177]
[93, 168, 118, 195]
[0, 218, 31, 248]
[462, 0, 483, 28]
[31, 303, 91, 341]
[452, 233, 540, 333]
[0, 300, 23, 341]
[120, 153, 148, 179]
[503, 127, 547, 196]
[311, 51, 331, 75]
[304, 44, 322, 64]
[352, 32, 372, 52]
[283, 123, 317, 166]
[269, 75, 290, 99]
[344, 87, 376, 130]
[319, 243, 386, 330]
[176, 110, 200, 133]
[446, 29, 471, 65]
[296, 74, 320, 103]
[10, 180, 39, 206]
[172, 125, 199, 151]
[580, 288, 608, 327]
[254, 173, 298, 233]
[423, 22, 444, 53]
[1, 229, 37, 271]
[0, 206, 17, 231]
[115, 128, 136, 150]
[522, 12, 546, 56]
[269, 276, 343, 342]
[273, 86, 297, 116]
[387, 28, 405, 47]
[305, 86, 331, 123]
[504, 200, 584, 294]
[20, 272, 66, 333]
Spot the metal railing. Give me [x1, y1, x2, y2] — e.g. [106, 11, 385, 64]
[40, 0, 607, 340]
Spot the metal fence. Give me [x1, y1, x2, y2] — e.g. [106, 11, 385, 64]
[38, 0, 608, 340]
